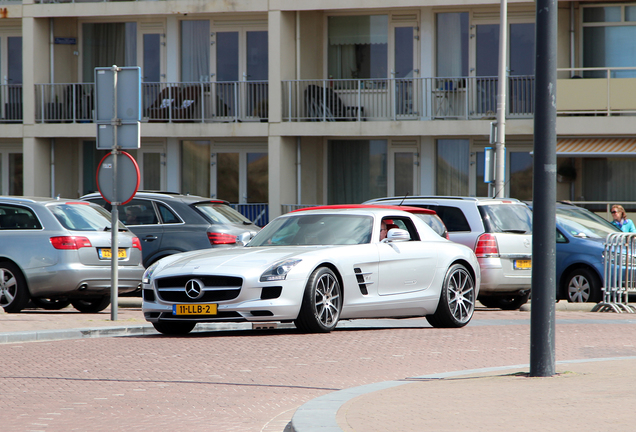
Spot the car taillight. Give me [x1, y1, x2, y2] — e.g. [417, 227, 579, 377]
[132, 237, 142, 250]
[50, 236, 92, 250]
[475, 233, 499, 257]
[208, 232, 237, 245]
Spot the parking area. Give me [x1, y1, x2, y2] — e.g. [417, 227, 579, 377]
[2, 301, 636, 431]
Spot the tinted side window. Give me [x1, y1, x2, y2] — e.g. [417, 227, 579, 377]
[120, 199, 158, 225]
[434, 206, 471, 232]
[157, 203, 181, 224]
[0, 205, 42, 230]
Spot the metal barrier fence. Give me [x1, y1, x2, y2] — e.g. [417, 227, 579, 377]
[230, 203, 269, 227]
[282, 76, 535, 121]
[593, 232, 636, 313]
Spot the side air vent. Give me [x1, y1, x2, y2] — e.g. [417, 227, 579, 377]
[354, 267, 373, 295]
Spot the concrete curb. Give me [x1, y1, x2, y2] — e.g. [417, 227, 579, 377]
[290, 356, 636, 432]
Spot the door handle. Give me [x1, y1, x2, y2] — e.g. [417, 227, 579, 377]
[143, 235, 158, 242]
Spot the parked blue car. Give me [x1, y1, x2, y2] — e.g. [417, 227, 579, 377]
[528, 202, 621, 302]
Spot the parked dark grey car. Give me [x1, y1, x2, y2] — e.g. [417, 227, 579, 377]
[82, 192, 260, 267]
[0, 196, 144, 313]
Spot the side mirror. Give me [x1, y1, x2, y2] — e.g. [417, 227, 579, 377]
[236, 232, 254, 246]
[382, 228, 410, 242]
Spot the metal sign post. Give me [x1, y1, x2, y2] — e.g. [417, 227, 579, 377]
[95, 65, 141, 321]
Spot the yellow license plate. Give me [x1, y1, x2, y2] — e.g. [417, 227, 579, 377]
[173, 304, 218, 316]
[99, 248, 127, 259]
[514, 259, 532, 270]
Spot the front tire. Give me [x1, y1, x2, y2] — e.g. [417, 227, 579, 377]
[427, 263, 475, 328]
[152, 321, 196, 335]
[31, 297, 71, 310]
[0, 262, 30, 313]
[71, 296, 111, 313]
[295, 267, 342, 333]
[565, 268, 601, 303]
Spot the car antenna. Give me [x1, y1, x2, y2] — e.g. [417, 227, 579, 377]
[398, 191, 410, 206]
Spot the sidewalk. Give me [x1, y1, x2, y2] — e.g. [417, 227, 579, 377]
[292, 356, 636, 432]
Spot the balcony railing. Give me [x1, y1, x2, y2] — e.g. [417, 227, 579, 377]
[282, 76, 535, 122]
[0, 84, 23, 124]
[35, 81, 268, 124]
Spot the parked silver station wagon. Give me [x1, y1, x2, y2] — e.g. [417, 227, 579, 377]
[0, 197, 145, 313]
[365, 196, 533, 310]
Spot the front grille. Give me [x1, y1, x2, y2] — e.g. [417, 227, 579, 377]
[155, 275, 242, 303]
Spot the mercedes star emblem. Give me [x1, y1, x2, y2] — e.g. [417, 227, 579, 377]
[185, 279, 204, 299]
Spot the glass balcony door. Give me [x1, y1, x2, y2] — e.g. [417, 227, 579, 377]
[212, 27, 268, 121]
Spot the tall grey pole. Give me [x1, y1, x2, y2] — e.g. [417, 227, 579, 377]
[110, 65, 120, 321]
[530, 0, 557, 377]
[494, 0, 508, 198]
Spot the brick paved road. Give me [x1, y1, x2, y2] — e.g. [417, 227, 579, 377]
[1, 309, 636, 432]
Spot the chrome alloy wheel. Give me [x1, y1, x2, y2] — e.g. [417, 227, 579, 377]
[0, 267, 18, 308]
[313, 272, 341, 328]
[447, 266, 475, 325]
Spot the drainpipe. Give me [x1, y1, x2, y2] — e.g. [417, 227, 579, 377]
[50, 18, 55, 197]
[51, 139, 55, 197]
[494, 0, 508, 198]
[570, 2, 575, 76]
[296, 12, 302, 205]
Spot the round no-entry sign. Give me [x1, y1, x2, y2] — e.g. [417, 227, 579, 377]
[96, 151, 140, 205]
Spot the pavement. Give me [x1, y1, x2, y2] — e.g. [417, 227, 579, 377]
[2, 300, 636, 432]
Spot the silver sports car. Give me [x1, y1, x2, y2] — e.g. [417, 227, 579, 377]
[141, 206, 481, 334]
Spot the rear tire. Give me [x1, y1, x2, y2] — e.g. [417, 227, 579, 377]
[31, 297, 71, 310]
[294, 267, 342, 333]
[427, 264, 475, 328]
[71, 296, 111, 313]
[152, 321, 196, 335]
[0, 262, 30, 313]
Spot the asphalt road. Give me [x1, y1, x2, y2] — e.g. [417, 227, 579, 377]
[2, 306, 636, 432]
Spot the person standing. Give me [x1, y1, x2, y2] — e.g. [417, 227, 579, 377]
[610, 204, 636, 232]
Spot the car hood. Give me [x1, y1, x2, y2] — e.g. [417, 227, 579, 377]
[154, 245, 330, 275]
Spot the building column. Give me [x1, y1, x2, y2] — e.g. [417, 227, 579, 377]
[166, 137, 180, 192]
[268, 135, 297, 218]
[23, 137, 51, 196]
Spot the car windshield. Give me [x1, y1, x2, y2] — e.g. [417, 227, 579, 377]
[194, 203, 252, 224]
[556, 207, 620, 239]
[49, 203, 122, 231]
[248, 214, 373, 246]
[479, 204, 532, 234]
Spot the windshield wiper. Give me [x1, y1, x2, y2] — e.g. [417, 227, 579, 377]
[502, 229, 528, 234]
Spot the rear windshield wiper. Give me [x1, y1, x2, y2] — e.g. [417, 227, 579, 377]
[501, 229, 528, 234]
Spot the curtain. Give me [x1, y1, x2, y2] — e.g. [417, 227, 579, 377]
[181, 21, 210, 82]
[436, 13, 468, 77]
[583, 158, 636, 201]
[436, 139, 469, 196]
[181, 141, 210, 197]
[328, 140, 386, 204]
[82, 23, 136, 82]
[327, 15, 388, 79]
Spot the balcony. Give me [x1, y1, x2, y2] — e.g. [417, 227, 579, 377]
[35, 81, 268, 124]
[282, 76, 535, 122]
[0, 84, 23, 124]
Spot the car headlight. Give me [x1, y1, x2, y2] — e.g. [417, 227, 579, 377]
[260, 259, 302, 282]
[142, 261, 161, 285]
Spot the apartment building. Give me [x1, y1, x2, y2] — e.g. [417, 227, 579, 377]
[1, 0, 635, 225]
